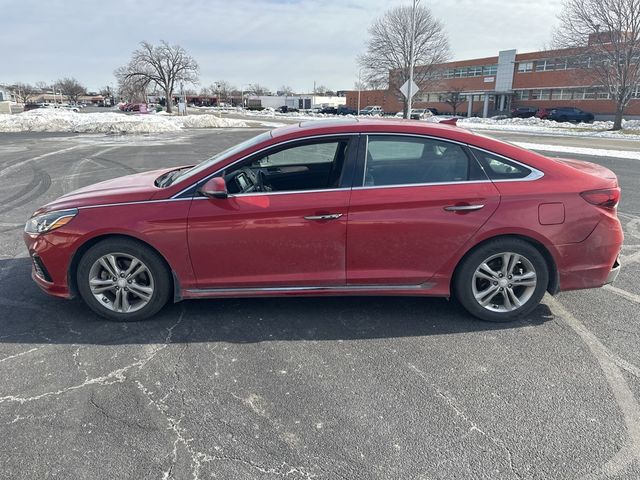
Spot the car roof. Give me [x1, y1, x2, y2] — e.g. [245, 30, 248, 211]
[270, 118, 474, 141]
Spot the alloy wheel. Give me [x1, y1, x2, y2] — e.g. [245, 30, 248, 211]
[471, 252, 537, 313]
[88, 253, 155, 313]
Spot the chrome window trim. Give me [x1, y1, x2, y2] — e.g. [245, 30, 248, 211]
[191, 187, 352, 200]
[358, 132, 545, 189]
[170, 133, 360, 199]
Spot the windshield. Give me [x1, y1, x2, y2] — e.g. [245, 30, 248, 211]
[166, 131, 272, 186]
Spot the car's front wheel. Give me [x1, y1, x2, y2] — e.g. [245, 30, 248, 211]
[76, 238, 171, 321]
[453, 239, 549, 322]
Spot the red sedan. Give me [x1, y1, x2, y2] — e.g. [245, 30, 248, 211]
[24, 119, 623, 322]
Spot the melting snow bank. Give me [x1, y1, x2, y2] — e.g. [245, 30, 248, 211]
[0, 110, 248, 133]
[512, 142, 640, 160]
[457, 116, 640, 138]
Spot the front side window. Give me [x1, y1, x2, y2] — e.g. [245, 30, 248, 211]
[223, 138, 351, 194]
[363, 136, 485, 187]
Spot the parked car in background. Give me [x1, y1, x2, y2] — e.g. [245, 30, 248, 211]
[550, 107, 595, 123]
[276, 105, 299, 113]
[23, 103, 45, 112]
[24, 119, 622, 323]
[358, 105, 384, 116]
[410, 108, 433, 120]
[337, 106, 358, 115]
[536, 107, 595, 123]
[510, 106, 538, 118]
[320, 106, 338, 115]
[425, 107, 440, 115]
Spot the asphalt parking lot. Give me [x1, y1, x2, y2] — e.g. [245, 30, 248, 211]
[0, 127, 639, 479]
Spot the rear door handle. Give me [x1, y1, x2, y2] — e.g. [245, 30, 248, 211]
[443, 204, 485, 212]
[304, 213, 343, 221]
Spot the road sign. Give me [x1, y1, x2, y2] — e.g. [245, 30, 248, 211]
[399, 80, 419, 99]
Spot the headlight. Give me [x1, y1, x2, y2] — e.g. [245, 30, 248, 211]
[25, 208, 78, 235]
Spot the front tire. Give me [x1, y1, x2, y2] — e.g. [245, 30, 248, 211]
[76, 238, 171, 321]
[453, 239, 549, 322]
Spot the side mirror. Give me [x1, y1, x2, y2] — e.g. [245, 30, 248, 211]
[200, 177, 228, 199]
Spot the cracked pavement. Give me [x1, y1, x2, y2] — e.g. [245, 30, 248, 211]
[0, 129, 639, 479]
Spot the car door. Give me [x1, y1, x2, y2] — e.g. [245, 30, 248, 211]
[346, 134, 501, 286]
[187, 135, 358, 289]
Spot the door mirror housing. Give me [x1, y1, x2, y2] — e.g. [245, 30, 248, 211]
[200, 177, 228, 199]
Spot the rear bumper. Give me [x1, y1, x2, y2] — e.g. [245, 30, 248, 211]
[605, 257, 621, 285]
[555, 215, 623, 292]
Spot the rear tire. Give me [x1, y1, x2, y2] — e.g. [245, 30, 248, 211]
[453, 238, 549, 322]
[76, 238, 171, 321]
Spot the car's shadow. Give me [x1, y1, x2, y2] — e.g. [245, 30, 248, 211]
[0, 257, 554, 346]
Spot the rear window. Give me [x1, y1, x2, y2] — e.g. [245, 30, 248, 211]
[470, 148, 532, 180]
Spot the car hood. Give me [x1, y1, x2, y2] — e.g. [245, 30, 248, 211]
[36, 167, 177, 214]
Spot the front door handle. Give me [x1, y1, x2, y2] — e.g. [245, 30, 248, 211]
[304, 213, 343, 221]
[443, 204, 485, 212]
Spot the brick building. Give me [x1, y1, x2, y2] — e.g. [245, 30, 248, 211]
[346, 44, 640, 120]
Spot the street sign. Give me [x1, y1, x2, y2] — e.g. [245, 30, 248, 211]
[399, 80, 419, 99]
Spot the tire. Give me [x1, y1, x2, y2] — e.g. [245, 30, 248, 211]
[76, 238, 171, 321]
[453, 238, 549, 323]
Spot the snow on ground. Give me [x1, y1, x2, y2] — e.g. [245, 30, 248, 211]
[457, 116, 640, 138]
[511, 142, 640, 161]
[0, 109, 248, 133]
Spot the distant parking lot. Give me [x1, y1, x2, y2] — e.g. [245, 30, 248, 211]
[1, 128, 639, 479]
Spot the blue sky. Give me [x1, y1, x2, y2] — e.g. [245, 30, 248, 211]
[0, 0, 561, 92]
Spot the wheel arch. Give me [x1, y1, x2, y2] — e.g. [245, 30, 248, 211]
[451, 234, 559, 296]
[68, 233, 180, 302]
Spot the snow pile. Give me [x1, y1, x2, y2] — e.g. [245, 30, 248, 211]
[0, 109, 248, 133]
[458, 115, 640, 136]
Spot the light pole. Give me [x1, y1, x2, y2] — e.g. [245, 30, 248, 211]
[406, 0, 419, 119]
[357, 68, 363, 115]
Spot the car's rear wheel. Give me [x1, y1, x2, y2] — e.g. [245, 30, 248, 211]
[454, 239, 549, 322]
[76, 238, 171, 321]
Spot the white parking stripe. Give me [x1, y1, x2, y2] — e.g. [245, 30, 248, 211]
[546, 296, 640, 478]
[604, 285, 640, 305]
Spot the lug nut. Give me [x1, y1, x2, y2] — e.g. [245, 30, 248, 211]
[493, 281, 498, 285]
[508, 284, 512, 288]
[499, 287, 504, 291]
[120, 273, 125, 277]
[508, 275, 512, 279]
[127, 279, 132, 284]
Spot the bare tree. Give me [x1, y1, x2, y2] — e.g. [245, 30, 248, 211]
[115, 41, 199, 113]
[279, 85, 294, 95]
[358, 4, 450, 115]
[247, 83, 271, 96]
[553, 0, 640, 130]
[55, 78, 86, 105]
[314, 85, 330, 95]
[12, 82, 38, 104]
[117, 75, 150, 103]
[441, 86, 465, 115]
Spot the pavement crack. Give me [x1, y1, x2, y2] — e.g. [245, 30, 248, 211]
[0, 312, 185, 405]
[0, 347, 39, 363]
[408, 363, 523, 479]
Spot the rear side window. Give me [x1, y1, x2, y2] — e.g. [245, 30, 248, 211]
[470, 148, 532, 180]
[364, 135, 484, 187]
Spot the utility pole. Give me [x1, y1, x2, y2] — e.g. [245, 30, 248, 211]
[406, 0, 418, 119]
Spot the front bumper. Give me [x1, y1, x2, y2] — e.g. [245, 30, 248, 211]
[24, 231, 74, 299]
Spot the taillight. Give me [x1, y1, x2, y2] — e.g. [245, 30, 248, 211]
[580, 188, 620, 209]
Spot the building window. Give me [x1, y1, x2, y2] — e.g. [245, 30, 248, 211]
[467, 66, 483, 77]
[483, 65, 497, 76]
[443, 69, 454, 79]
[551, 89, 573, 100]
[517, 62, 533, 73]
[597, 91, 611, 100]
[530, 89, 551, 100]
[515, 90, 529, 100]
